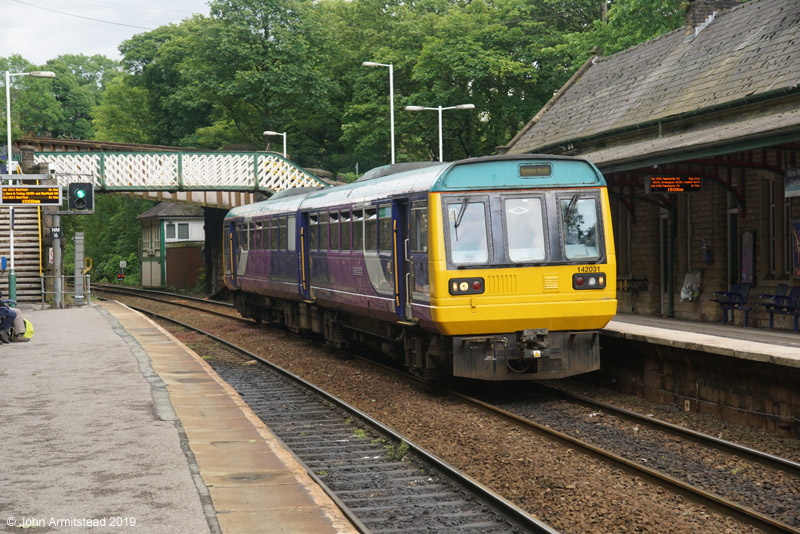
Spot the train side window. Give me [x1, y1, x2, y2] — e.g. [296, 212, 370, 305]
[330, 212, 340, 251]
[353, 209, 364, 251]
[447, 201, 488, 264]
[287, 216, 296, 251]
[560, 196, 600, 260]
[255, 221, 263, 250]
[309, 214, 319, 251]
[504, 198, 545, 262]
[365, 208, 378, 252]
[270, 218, 278, 250]
[242, 222, 250, 251]
[341, 211, 351, 252]
[378, 204, 392, 253]
[320, 212, 329, 250]
[279, 217, 288, 251]
[235, 224, 243, 251]
[410, 201, 428, 253]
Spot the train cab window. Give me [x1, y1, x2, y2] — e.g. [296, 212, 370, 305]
[353, 209, 364, 251]
[309, 214, 319, 251]
[341, 211, 351, 252]
[330, 212, 340, 251]
[278, 217, 288, 250]
[287, 216, 296, 251]
[410, 201, 428, 253]
[560, 196, 600, 261]
[504, 198, 545, 262]
[365, 208, 378, 252]
[269, 218, 278, 250]
[320, 212, 329, 250]
[378, 205, 392, 253]
[447, 200, 488, 264]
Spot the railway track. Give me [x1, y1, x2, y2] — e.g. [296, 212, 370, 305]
[95, 289, 556, 534]
[98, 286, 800, 534]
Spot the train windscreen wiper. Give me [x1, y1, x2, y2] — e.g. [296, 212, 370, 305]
[454, 198, 470, 229]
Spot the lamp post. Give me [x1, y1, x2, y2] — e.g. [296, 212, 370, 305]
[405, 103, 475, 163]
[5, 70, 56, 303]
[361, 61, 395, 164]
[263, 130, 287, 158]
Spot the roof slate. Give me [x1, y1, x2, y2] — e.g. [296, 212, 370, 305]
[505, 0, 800, 155]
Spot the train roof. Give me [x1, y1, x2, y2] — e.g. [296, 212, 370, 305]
[225, 155, 605, 220]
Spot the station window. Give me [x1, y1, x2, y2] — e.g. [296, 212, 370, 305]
[340, 211, 351, 252]
[410, 201, 428, 253]
[447, 200, 488, 264]
[178, 223, 190, 240]
[378, 204, 392, 253]
[365, 208, 378, 252]
[561, 196, 600, 261]
[330, 211, 340, 251]
[504, 197, 545, 262]
[309, 214, 319, 251]
[278, 217, 288, 251]
[166, 223, 176, 239]
[352, 209, 364, 251]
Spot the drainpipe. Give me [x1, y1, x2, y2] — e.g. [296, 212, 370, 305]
[668, 199, 676, 317]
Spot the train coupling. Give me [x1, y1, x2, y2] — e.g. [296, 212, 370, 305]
[518, 329, 549, 361]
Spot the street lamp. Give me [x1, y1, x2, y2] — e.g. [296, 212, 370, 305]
[5, 70, 56, 303]
[405, 103, 475, 163]
[362, 61, 395, 164]
[263, 130, 287, 158]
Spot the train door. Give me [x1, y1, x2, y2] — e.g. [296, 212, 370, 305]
[299, 212, 311, 300]
[393, 200, 412, 321]
[226, 221, 238, 287]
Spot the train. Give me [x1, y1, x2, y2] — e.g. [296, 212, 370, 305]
[223, 154, 617, 381]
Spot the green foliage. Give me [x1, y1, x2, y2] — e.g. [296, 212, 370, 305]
[62, 195, 158, 283]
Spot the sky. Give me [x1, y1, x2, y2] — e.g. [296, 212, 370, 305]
[2, 0, 211, 65]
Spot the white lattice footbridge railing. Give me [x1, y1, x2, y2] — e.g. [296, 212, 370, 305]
[33, 151, 326, 193]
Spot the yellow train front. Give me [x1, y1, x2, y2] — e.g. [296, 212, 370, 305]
[223, 155, 616, 381]
[411, 156, 617, 380]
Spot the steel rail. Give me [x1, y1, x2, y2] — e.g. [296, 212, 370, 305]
[102, 287, 799, 534]
[538, 384, 800, 477]
[445, 390, 800, 534]
[116, 297, 559, 534]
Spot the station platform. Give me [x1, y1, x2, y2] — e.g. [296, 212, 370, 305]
[0, 302, 358, 534]
[604, 313, 800, 369]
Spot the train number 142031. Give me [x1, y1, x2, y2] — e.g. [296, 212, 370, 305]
[576, 265, 600, 273]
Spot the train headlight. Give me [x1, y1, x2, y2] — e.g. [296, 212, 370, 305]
[573, 272, 606, 290]
[449, 277, 485, 295]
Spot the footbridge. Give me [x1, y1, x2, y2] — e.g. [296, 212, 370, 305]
[4, 138, 329, 303]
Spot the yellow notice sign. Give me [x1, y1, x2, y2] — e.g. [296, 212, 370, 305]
[0, 186, 62, 206]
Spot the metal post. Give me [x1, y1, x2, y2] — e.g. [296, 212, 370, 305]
[388, 64, 395, 165]
[74, 232, 85, 305]
[437, 106, 444, 163]
[53, 214, 62, 309]
[5, 71, 16, 302]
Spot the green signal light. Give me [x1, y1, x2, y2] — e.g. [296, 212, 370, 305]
[75, 189, 86, 199]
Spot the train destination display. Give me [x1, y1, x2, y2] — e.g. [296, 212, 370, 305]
[0, 185, 62, 205]
[646, 176, 701, 193]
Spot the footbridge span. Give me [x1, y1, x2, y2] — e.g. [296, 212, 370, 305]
[5, 138, 328, 302]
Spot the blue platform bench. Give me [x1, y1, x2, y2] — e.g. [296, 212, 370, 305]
[711, 283, 752, 325]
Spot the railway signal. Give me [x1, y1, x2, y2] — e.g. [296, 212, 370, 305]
[68, 182, 94, 212]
